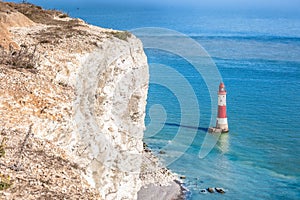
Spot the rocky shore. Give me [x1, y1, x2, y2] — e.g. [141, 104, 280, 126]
[138, 145, 187, 200]
[0, 1, 183, 199]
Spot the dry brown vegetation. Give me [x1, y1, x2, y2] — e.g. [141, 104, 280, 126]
[7, 2, 87, 27]
[0, 2, 93, 47]
[2, 2, 65, 25]
[0, 44, 39, 72]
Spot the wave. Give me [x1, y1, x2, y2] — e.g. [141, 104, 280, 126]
[191, 35, 300, 43]
[135, 34, 300, 43]
[212, 57, 300, 65]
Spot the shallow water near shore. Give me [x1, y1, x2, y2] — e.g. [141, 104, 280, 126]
[25, 2, 300, 199]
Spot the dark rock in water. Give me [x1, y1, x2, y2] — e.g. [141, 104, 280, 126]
[179, 176, 186, 179]
[158, 150, 166, 154]
[207, 188, 214, 193]
[200, 189, 207, 193]
[143, 142, 148, 148]
[215, 187, 225, 194]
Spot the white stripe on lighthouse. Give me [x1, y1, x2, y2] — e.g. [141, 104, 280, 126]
[218, 95, 226, 106]
[217, 118, 228, 125]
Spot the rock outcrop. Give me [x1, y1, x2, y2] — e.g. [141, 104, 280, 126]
[0, 2, 149, 199]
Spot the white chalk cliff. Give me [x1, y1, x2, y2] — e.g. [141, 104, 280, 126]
[0, 2, 150, 199]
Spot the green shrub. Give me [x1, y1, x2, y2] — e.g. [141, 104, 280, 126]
[0, 137, 7, 158]
[58, 13, 68, 18]
[0, 137, 12, 190]
[110, 31, 132, 41]
[0, 175, 12, 191]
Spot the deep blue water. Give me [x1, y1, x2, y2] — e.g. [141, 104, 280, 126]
[18, 1, 300, 199]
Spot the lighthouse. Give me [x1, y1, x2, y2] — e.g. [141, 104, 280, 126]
[209, 82, 229, 133]
[216, 82, 229, 133]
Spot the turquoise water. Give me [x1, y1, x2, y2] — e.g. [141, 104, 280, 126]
[20, 2, 300, 199]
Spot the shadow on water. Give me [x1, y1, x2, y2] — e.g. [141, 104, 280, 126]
[164, 122, 208, 132]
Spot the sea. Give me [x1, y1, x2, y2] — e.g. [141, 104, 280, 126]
[20, 1, 300, 199]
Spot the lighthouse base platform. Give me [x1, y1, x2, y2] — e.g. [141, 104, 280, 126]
[208, 127, 229, 134]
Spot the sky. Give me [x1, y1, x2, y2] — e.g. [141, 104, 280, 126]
[88, 0, 300, 8]
[5, 0, 300, 15]
[7, 0, 300, 9]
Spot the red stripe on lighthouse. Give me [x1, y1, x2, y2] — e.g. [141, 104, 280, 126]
[218, 106, 227, 118]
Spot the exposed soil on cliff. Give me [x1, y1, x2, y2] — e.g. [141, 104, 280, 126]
[0, 1, 91, 50]
[0, 2, 35, 49]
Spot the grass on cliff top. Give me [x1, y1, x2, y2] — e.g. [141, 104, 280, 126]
[110, 31, 132, 41]
[1, 1, 81, 27]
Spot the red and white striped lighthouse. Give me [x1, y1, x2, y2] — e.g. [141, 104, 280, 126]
[216, 82, 229, 133]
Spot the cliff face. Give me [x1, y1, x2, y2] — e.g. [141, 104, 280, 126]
[0, 2, 148, 199]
